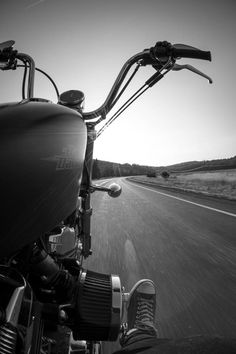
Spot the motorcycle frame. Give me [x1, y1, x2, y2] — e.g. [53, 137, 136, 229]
[78, 121, 97, 260]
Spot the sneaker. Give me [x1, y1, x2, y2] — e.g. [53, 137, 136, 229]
[125, 279, 157, 334]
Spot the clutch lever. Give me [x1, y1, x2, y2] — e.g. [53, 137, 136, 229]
[173, 63, 213, 84]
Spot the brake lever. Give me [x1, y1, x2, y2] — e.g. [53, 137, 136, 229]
[173, 63, 213, 84]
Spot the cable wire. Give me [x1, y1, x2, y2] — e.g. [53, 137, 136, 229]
[97, 59, 174, 137]
[110, 64, 141, 110]
[17, 64, 60, 100]
[97, 84, 149, 137]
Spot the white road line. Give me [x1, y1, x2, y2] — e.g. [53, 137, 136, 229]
[129, 181, 236, 218]
[94, 179, 112, 186]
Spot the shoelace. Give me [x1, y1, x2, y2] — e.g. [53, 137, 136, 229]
[134, 298, 155, 327]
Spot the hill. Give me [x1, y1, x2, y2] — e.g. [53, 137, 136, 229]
[157, 156, 236, 173]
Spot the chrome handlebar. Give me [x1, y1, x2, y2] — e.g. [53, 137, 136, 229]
[0, 40, 212, 121]
[82, 50, 151, 120]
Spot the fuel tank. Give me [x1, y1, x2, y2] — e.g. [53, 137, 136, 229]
[0, 100, 87, 257]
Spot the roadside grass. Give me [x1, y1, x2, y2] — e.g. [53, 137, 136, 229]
[130, 169, 236, 199]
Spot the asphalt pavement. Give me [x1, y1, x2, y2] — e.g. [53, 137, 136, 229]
[84, 177, 236, 341]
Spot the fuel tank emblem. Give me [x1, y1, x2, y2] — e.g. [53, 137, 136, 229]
[41, 145, 79, 170]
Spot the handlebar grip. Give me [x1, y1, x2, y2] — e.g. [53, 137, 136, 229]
[151, 42, 211, 62]
[172, 45, 211, 61]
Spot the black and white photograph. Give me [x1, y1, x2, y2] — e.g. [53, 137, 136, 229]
[0, 1, 235, 353]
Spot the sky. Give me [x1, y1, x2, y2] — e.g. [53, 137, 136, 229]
[0, 0, 235, 166]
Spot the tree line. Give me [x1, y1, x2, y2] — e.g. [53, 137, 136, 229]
[92, 156, 236, 179]
[92, 159, 156, 179]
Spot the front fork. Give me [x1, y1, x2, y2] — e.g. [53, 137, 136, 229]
[79, 123, 97, 259]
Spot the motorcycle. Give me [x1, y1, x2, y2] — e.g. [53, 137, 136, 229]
[0, 40, 212, 353]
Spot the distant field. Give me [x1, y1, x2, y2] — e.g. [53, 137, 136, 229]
[130, 169, 236, 200]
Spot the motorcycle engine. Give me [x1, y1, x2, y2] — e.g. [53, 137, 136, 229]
[0, 248, 122, 353]
[0, 266, 34, 354]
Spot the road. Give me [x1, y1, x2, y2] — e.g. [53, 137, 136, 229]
[84, 177, 236, 342]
